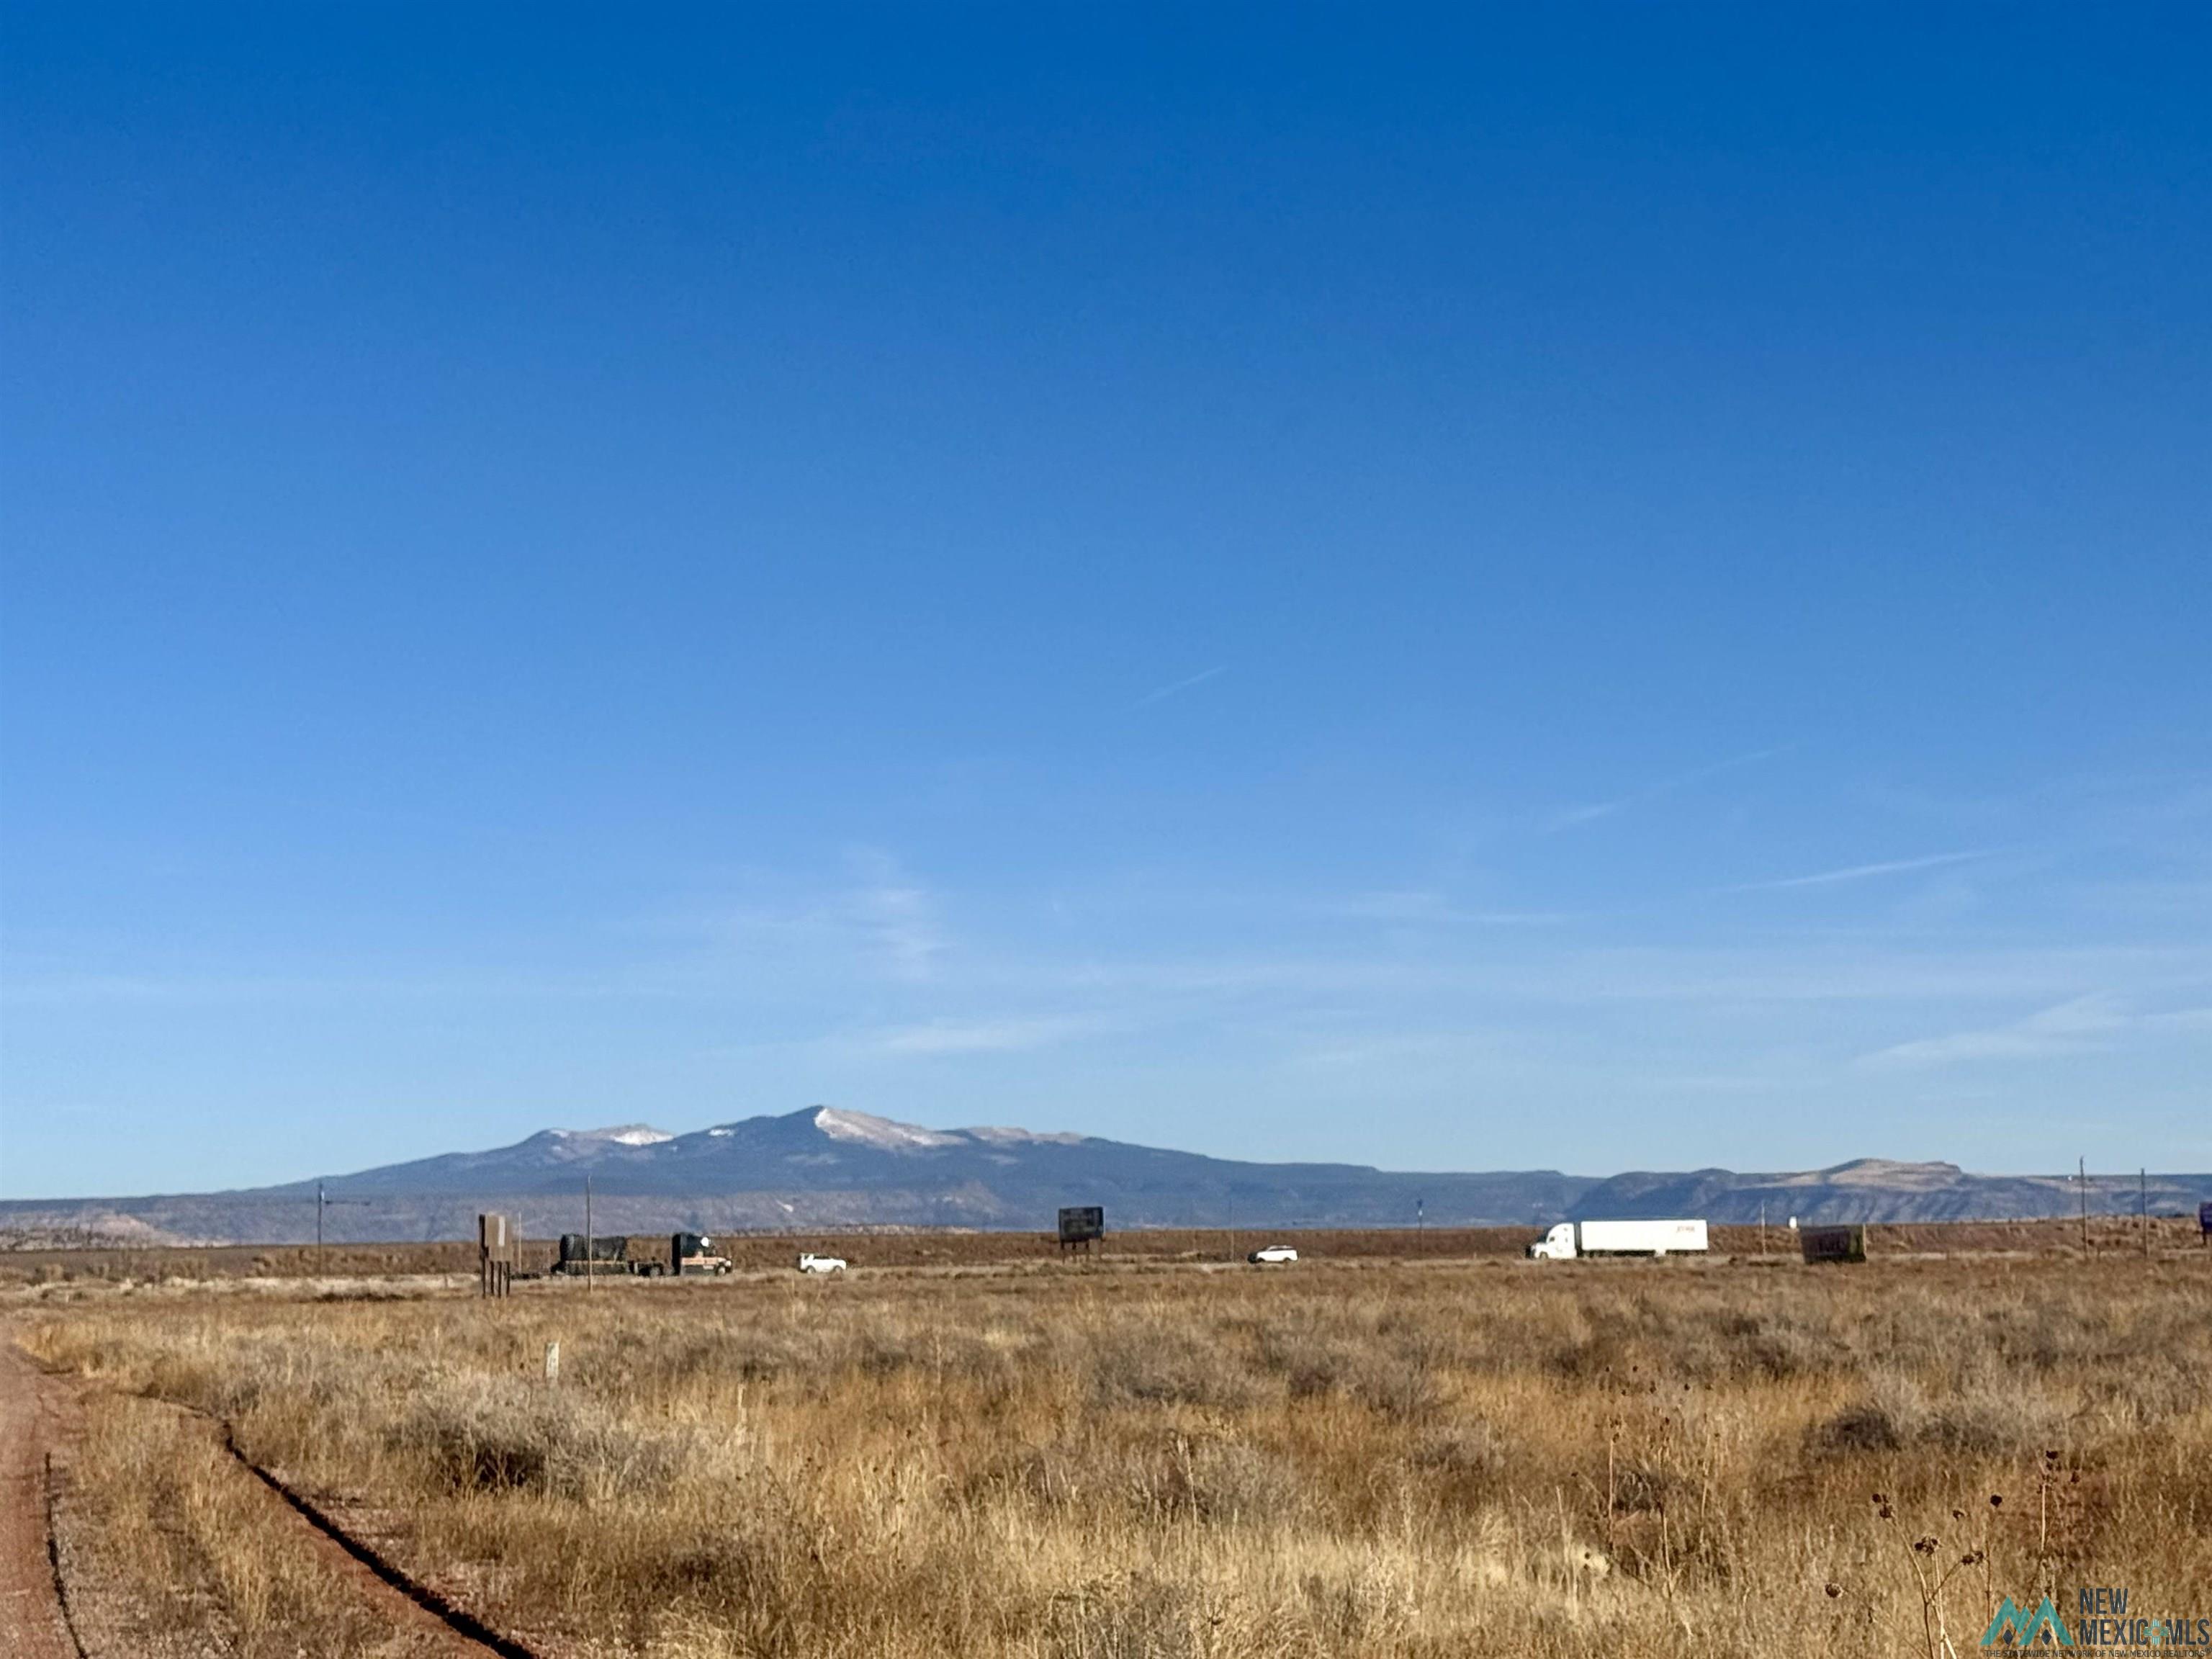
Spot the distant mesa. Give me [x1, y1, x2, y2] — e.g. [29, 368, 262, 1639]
[1, 1105, 2204, 1246]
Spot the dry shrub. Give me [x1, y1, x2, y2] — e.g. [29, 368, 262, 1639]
[1811, 1369, 2069, 1460]
[395, 1372, 707, 1498]
[1714, 1308, 1842, 1379]
[1089, 1318, 1262, 1411]
[1408, 1418, 1509, 1515]
[1256, 1316, 1359, 1398]
[1046, 1571, 1205, 1659]
[1812, 1372, 1929, 1455]
[1254, 1311, 1440, 1419]
[1348, 1338, 1444, 1421]
[1924, 1377, 2068, 1456]
[1131, 1430, 1302, 1523]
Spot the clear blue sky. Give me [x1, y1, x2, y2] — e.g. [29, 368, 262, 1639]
[4, 5, 2208, 1198]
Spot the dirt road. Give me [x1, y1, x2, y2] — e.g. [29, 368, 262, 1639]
[5, 1326, 528, 1658]
[0, 1335, 78, 1659]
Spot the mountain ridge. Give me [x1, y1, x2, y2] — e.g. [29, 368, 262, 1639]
[4, 1105, 2206, 1244]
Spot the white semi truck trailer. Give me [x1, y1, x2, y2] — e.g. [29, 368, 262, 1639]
[1527, 1219, 1709, 1260]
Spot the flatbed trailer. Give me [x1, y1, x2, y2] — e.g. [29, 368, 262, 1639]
[553, 1232, 732, 1276]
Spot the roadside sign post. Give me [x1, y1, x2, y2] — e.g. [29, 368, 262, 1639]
[478, 1213, 517, 1298]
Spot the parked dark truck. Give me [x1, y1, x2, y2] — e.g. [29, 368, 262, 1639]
[554, 1232, 732, 1277]
[670, 1232, 732, 1275]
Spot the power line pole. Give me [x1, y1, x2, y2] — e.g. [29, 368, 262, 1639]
[585, 1174, 594, 1295]
[2078, 1156, 2088, 1256]
[317, 1180, 325, 1274]
[2141, 1167, 2149, 1259]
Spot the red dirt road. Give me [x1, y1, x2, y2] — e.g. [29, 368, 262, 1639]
[0, 1335, 77, 1659]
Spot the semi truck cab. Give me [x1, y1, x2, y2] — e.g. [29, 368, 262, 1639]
[672, 1232, 733, 1275]
[1527, 1219, 1709, 1260]
[1528, 1223, 1579, 1260]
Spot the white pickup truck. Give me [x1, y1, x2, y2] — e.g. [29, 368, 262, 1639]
[1527, 1220, 1708, 1261]
[797, 1252, 848, 1274]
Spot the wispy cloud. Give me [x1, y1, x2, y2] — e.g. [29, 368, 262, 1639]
[871, 1015, 1107, 1055]
[1727, 849, 1998, 893]
[1546, 745, 1791, 832]
[843, 850, 945, 981]
[1129, 665, 1227, 710]
[1861, 995, 2212, 1069]
[1328, 891, 1574, 926]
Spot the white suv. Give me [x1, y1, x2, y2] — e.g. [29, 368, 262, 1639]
[797, 1253, 848, 1273]
[1247, 1245, 1298, 1264]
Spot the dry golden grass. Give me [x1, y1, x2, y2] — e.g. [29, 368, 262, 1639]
[22, 1254, 2212, 1657]
[50, 1390, 456, 1658]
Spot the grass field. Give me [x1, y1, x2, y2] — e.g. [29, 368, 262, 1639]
[17, 1246, 2212, 1657]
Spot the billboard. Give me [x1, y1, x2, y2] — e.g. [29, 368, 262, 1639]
[1057, 1206, 1105, 1246]
[1799, 1224, 1867, 1264]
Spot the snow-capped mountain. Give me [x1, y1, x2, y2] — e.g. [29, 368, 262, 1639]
[0, 1105, 1586, 1241]
[243, 1104, 1581, 1218]
[4, 1106, 2205, 1244]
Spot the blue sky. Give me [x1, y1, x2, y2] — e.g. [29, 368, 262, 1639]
[3, 5, 2208, 1197]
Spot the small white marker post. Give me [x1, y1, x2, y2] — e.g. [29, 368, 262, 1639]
[544, 1340, 560, 1384]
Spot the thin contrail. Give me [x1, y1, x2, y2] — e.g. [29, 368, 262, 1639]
[1129, 665, 1227, 710]
[1727, 848, 1998, 893]
[1547, 743, 1794, 830]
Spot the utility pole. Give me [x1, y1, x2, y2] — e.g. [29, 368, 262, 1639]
[2078, 1157, 2088, 1256]
[1761, 1200, 1768, 1257]
[2141, 1167, 2149, 1259]
[1416, 1197, 1424, 1235]
[585, 1174, 594, 1294]
[313, 1182, 366, 1275]
[1227, 1194, 1236, 1265]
